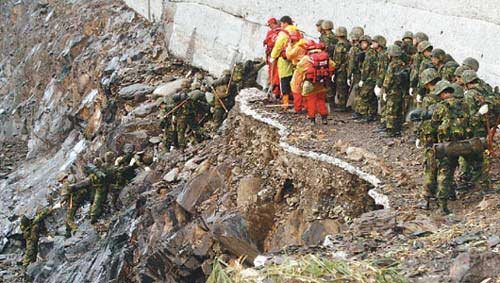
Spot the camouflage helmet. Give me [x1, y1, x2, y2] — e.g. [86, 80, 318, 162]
[462, 57, 479, 72]
[402, 31, 414, 40]
[315, 19, 324, 27]
[321, 20, 334, 30]
[142, 152, 154, 166]
[359, 35, 372, 44]
[189, 89, 206, 101]
[420, 68, 439, 85]
[388, 45, 402, 57]
[335, 26, 347, 37]
[454, 66, 467, 77]
[181, 79, 192, 89]
[191, 81, 201, 90]
[451, 83, 465, 98]
[104, 151, 115, 164]
[433, 80, 454, 96]
[414, 32, 429, 43]
[417, 41, 433, 53]
[123, 143, 134, 154]
[20, 215, 31, 227]
[444, 54, 455, 63]
[350, 26, 364, 38]
[372, 35, 387, 48]
[349, 32, 360, 41]
[222, 69, 231, 76]
[462, 70, 479, 84]
[431, 48, 446, 61]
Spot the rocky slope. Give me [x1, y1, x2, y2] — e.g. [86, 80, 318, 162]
[0, 1, 499, 283]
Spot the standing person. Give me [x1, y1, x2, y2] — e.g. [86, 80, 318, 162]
[263, 18, 282, 99]
[409, 32, 429, 98]
[270, 16, 298, 110]
[20, 208, 52, 266]
[431, 80, 470, 214]
[357, 35, 378, 122]
[332, 26, 351, 111]
[316, 20, 324, 35]
[401, 31, 417, 65]
[374, 35, 389, 129]
[382, 45, 409, 137]
[347, 26, 365, 117]
[292, 40, 335, 125]
[320, 20, 337, 110]
[286, 30, 308, 113]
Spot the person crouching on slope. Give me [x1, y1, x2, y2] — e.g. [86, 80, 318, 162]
[292, 40, 336, 125]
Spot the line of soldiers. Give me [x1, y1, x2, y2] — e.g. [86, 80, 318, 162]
[264, 16, 500, 214]
[159, 60, 265, 151]
[19, 145, 152, 266]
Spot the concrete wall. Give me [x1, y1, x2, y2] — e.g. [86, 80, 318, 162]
[125, 0, 500, 85]
[123, 0, 163, 22]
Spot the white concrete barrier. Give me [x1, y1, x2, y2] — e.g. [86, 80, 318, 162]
[125, 0, 500, 85]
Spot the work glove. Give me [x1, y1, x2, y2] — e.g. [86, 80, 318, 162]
[347, 79, 351, 86]
[358, 81, 364, 88]
[374, 86, 381, 97]
[478, 104, 489, 115]
[331, 74, 336, 82]
[269, 57, 275, 64]
[382, 91, 387, 102]
[415, 139, 422, 149]
[409, 88, 414, 96]
[416, 94, 422, 103]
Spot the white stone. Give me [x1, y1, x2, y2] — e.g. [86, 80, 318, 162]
[163, 168, 180, 183]
[153, 79, 188, 98]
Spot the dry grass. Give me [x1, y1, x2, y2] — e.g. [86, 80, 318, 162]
[208, 255, 408, 283]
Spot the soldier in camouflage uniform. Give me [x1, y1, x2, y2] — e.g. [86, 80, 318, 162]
[401, 31, 417, 66]
[409, 33, 429, 98]
[320, 20, 337, 110]
[431, 49, 457, 82]
[20, 208, 52, 266]
[357, 35, 378, 121]
[414, 41, 435, 102]
[89, 157, 113, 224]
[462, 70, 495, 191]
[431, 80, 470, 214]
[332, 26, 352, 111]
[160, 81, 192, 151]
[411, 69, 441, 209]
[61, 172, 91, 237]
[212, 66, 243, 127]
[373, 35, 389, 128]
[382, 45, 408, 137]
[347, 27, 365, 117]
[241, 59, 266, 89]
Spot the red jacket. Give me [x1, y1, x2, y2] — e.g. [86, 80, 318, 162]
[263, 27, 281, 56]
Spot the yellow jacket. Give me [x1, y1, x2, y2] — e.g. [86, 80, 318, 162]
[291, 52, 336, 96]
[286, 38, 308, 66]
[270, 25, 297, 78]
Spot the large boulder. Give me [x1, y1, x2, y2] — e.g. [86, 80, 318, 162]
[176, 163, 231, 214]
[449, 251, 500, 283]
[350, 209, 397, 237]
[210, 214, 260, 262]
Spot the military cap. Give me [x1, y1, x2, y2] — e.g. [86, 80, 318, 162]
[462, 70, 479, 84]
[462, 57, 479, 72]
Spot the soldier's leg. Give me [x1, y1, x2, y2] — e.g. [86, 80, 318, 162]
[436, 157, 452, 214]
[423, 148, 437, 199]
[357, 86, 369, 118]
[23, 230, 39, 266]
[213, 106, 224, 128]
[177, 121, 188, 149]
[470, 152, 491, 191]
[90, 185, 107, 223]
[335, 72, 348, 110]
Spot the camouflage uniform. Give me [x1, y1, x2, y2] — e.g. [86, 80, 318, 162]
[160, 93, 178, 151]
[358, 46, 378, 119]
[463, 74, 495, 190]
[383, 46, 408, 136]
[20, 208, 51, 266]
[440, 60, 459, 82]
[376, 46, 389, 124]
[431, 81, 470, 213]
[320, 28, 338, 107]
[241, 59, 266, 89]
[89, 160, 111, 224]
[212, 68, 241, 127]
[332, 27, 351, 110]
[63, 176, 91, 237]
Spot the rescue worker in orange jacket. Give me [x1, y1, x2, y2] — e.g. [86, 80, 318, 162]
[286, 30, 308, 113]
[263, 17, 282, 99]
[270, 16, 298, 110]
[292, 40, 336, 125]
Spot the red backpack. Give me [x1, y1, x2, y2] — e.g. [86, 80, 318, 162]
[305, 51, 333, 84]
[264, 28, 282, 55]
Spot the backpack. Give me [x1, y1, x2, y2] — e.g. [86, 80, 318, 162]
[305, 51, 333, 85]
[438, 99, 469, 141]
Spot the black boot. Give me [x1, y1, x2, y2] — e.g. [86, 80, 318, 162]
[439, 200, 451, 215]
[352, 112, 362, 120]
[321, 116, 328, 125]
